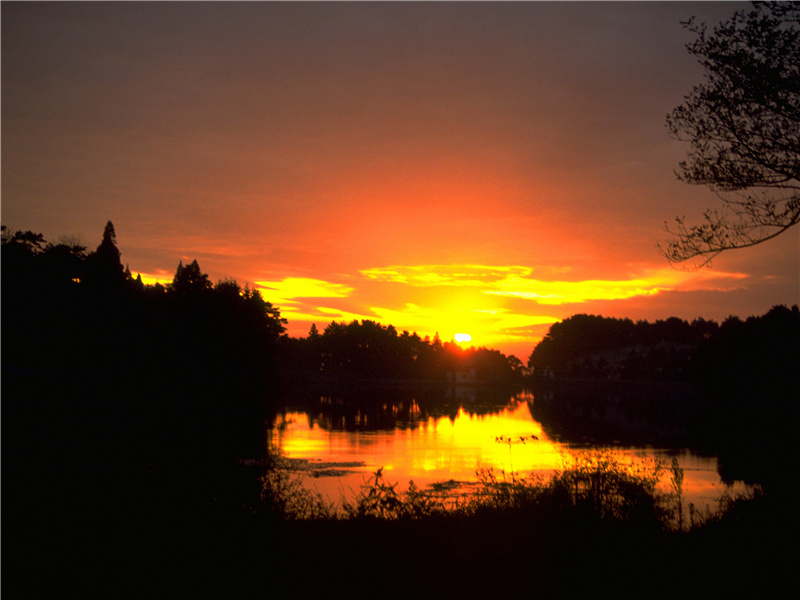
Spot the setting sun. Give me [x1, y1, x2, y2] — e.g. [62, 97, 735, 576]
[454, 333, 472, 344]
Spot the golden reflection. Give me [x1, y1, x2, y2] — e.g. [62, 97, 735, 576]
[271, 397, 566, 484]
[270, 393, 737, 508]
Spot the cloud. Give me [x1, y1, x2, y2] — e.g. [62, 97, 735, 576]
[485, 276, 667, 305]
[255, 277, 354, 304]
[486, 268, 749, 305]
[361, 265, 533, 287]
[254, 277, 372, 330]
[279, 305, 376, 326]
[360, 264, 749, 305]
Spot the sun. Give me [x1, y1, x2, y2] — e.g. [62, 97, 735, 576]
[454, 333, 472, 344]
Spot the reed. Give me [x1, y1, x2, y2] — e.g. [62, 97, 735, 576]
[258, 448, 723, 530]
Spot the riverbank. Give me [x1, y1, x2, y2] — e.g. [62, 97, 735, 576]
[4, 460, 788, 598]
[264, 494, 788, 599]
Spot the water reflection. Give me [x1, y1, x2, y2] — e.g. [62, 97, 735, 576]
[269, 389, 745, 508]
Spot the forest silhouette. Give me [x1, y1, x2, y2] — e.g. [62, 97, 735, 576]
[2, 221, 795, 597]
[2, 222, 529, 463]
[4, 222, 795, 469]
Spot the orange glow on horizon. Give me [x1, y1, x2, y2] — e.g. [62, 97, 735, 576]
[134, 270, 175, 286]
[6, 2, 797, 366]
[253, 264, 750, 355]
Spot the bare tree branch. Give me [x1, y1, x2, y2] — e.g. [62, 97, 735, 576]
[661, 2, 800, 268]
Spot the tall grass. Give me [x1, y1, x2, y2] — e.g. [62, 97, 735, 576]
[250, 449, 778, 598]
[258, 452, 337, 519]
[257, 448, 724, 529]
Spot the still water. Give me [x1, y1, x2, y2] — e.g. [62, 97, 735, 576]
[269, 390, 746, 509]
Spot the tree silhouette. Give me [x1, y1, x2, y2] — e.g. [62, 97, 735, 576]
[95, 220, 122, 270]
[661, 2, 800, 266]
[1, 226, 47, 254]
[84, 220, 126, 288]
[526, 313, 720, 381]
[171, 259, 212, 296]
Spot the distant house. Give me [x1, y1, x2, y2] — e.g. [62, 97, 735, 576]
[446, 367, 477, 386]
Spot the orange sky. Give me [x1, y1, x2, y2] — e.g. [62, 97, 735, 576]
[3, 2, 797, 359]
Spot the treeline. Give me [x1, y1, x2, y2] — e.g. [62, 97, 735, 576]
[528, 313, 721, 381]
[527, 308, 799, 386]
[526, 307, 800, 490]
[284, 320, 524, 386]
[2, 222, 525, 465]
[6, 221, 797, 481]
[2, 222, 288, 464]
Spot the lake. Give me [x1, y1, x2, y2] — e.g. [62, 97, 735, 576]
[268, 388, 748, 510]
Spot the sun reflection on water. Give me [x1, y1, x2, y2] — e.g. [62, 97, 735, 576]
[269, 392, 742, 508]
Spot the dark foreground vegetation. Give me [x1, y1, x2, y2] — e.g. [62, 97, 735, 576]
[251, 451, 790, 598]
[10, 448, 786, 598]
[2, 222, 794, 596]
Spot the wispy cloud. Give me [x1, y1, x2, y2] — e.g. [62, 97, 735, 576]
[486, 276, 668, 304]
[361, 265, 533, 287]
[255, 277, 354, 304]
[486, 269, 748, 305]
[279, 305, 376, 326]
[361, 264, 748, 305]
[254, 277, 369, 330]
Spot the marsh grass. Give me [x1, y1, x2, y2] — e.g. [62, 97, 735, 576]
[339, 468, 448, 519]
[549, 450, 666, 525]
[258, 447, 723, 530]
[247, 450, 785, 598]
[259, 452, 337, 519]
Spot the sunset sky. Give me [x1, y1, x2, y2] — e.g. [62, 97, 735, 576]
[3, 2, 798, 359]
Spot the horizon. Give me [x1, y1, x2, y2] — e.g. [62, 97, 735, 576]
[3, 2, 798, 359]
